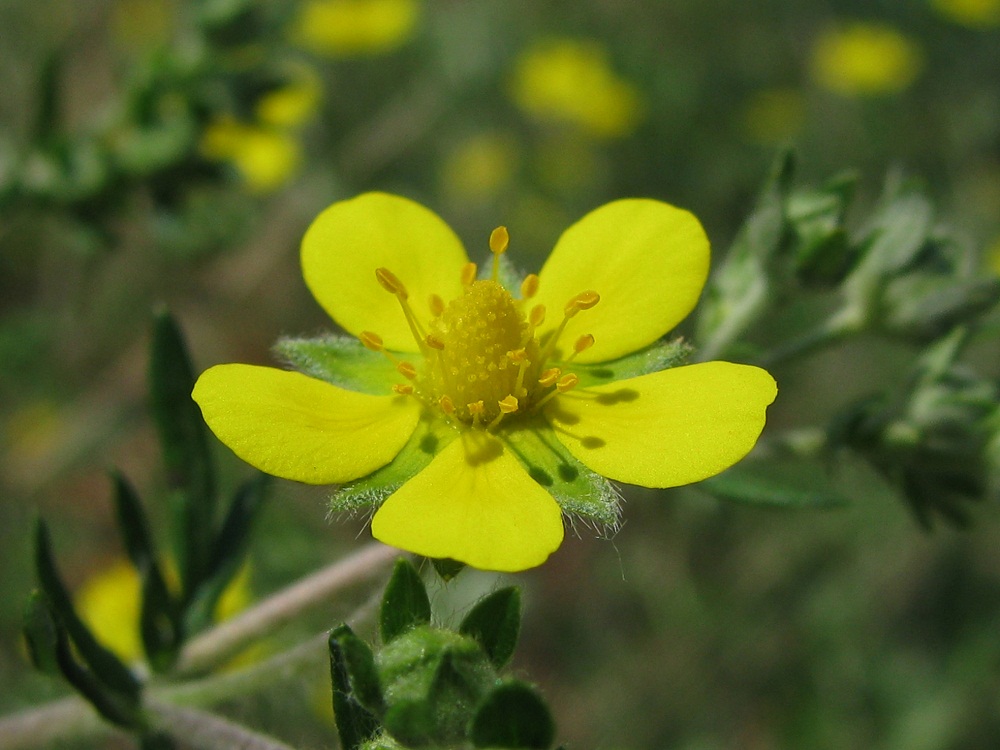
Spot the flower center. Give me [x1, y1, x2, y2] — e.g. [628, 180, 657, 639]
[361, 227, 598, 430]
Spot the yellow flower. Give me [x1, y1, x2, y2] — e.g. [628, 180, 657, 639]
[741, 88, 807, 145]
[509, 39, 642, 139]
[290, 0, 419, 57]
[810, 22, 923, 96]
[440, 133, 518, 200]
[193, 194, 776, 572]
[200, 116, 302, 194]
[931, 0, 1000, 27]
[255, 65, 322, 129]
[76, 559, 251, 663]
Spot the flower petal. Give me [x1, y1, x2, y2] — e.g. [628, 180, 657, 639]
[545, 362, 777, 487]
[193, 364, 420, 484]
[301, 192, 469, 352]
[533, 199, 710, 363]
[371, 432, 564, 571]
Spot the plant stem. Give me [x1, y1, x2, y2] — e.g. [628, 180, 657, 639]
[175, 542, 398, 675]
[147, 701, 300, 750]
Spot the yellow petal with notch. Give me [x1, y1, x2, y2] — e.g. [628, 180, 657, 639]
[193, 364, 420, 484]
[301, 192, 469, 352]
[533, 199, 709, 364]
[546, 362, 776, 487]
[371, 432, 564, 571]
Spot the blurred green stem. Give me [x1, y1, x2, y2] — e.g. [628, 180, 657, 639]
[147, 702, 299, 750]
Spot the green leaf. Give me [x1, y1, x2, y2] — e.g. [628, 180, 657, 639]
[149, 310, 216, 598]
[459, 588, 521, 669]
[330, 626, 381, 750]
[856, 187, 934, 277]
[332, 417, 457, 514]
[183, 474, 268, 635]
[23, 591, 60, 674]
[700, 459, 849, 509]
[380, 559, 431, 643]
[274, 334, 400, 395]
[503, 418, 620, 529]
[33, 520, 142, 701]
[571, 338, 692, 388]
[111, 472, 181, 670]
[471, 681, 555, 749]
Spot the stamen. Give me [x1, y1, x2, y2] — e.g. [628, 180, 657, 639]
[392, 384, 414, 395]
[461, 262, 478, 286]
[565, 334, 595, 363]
[439, 395, 456, 415]
[375, 268, 408, 298]
[538, 367, 561, 387]
[490, 226, 509, 281]
[521, 274, 539, 300]
[467, 400, 485, 428]
[374, 268, 429, 351]
[359, 331, 384, 352]
[529, 304, 546, 328]
[489, 394, 519, 430]
[564, 290, 600, 318]
[425, 333, 445, 350]
[508, 348, 530, 398]
[396, 361, 417, 380]
[534, 373, 579, 410]
[428, 294, 445, 317]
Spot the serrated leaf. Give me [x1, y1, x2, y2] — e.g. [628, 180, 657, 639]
[503, 417, 620, 529]
[459, 588, 521, 669]
[380, 559, 431, 643]
[34, 520, 141, 701]
[183, 474, 268, 635]
[471, 681, 555, 749]
[571, 338, 691, 388]
[274, 334, 399, 395]
[332, 417, 457, 515]
[330, 626, 381, 750]
[150, 310, 216, 597]
[700, 459, 848, 509]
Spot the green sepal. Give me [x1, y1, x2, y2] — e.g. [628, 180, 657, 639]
[33, 519, 142, 701]
[332, 416, 458, 515]
[183, 474, 268, 636]
[338, 631, 386, 715]
[111, 472, 181, 671]
[274, 334, 400, 395]
[150, 309, 216, 599]
[430, 558, 466, 581]
[459, 588, 521, 669]
[330, 625, 382, 750]
[503, 418, 620, 529]
[23, 590, 60, 675]
[700, 459, 849, 509]
[380, 559, 432, 644]
[570, 337, 692, 389]
[787, 170, 859, 286]
[471, 681, 556, 749]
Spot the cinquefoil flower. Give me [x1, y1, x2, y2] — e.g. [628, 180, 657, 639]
[193, 193, 776, 571]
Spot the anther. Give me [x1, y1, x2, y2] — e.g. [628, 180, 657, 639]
[461, 262, 478, 286]
[392, 384, 414, 395]
[397, 361, 417, 379]
[425, 333, 445, 350]
[521, 274, 540, 300]
[467, 400, 485, 428]
[538, 367, 561, 387]
[428, 294, 445, 317]
[565, 290, 600, 318]
[375, 267, 408, 298]
[529, 304, 546, 328]
[439, 395, 456, 415]
[488, 394, 519, 430]
[556, 373, 579, 392]
[565, 334, 595, 362]
[508, 348, 527, 363]
[489, 226, 509, 255]
[359, 331, 384, 352]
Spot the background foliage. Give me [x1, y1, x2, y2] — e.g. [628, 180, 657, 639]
[2, 0, 1000, 748]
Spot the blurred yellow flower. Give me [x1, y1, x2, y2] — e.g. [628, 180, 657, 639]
[987, 236, 1000, 276]
[76, 559, 252, 663]
[931, 0, 1000, 27]
[741, 88, 807, 144]
[200, 116, 302, 194]
[810, 23, 923, 96]
[510, 39, 642, 139]
[255, 66, 323, 129]
[290, 0, 419, 57]
[440, 133, 518, 200]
